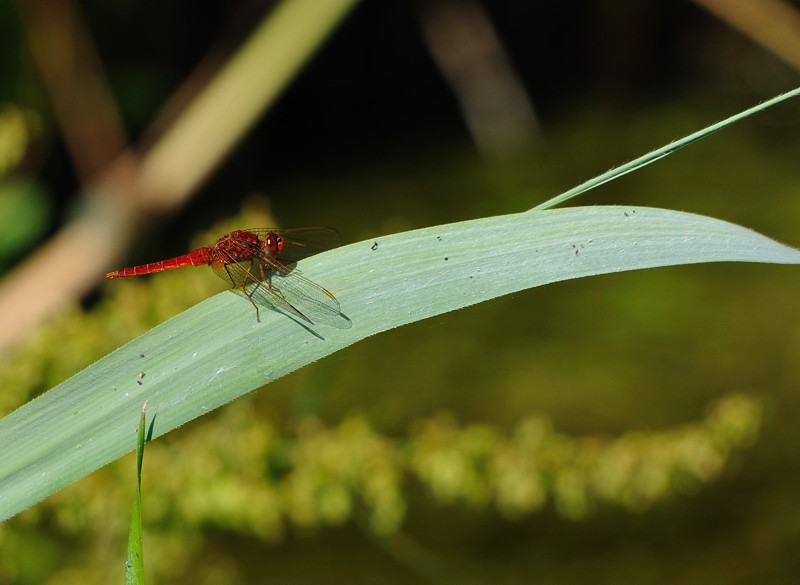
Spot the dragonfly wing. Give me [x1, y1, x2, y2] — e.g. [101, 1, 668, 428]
[248, 266, 345, 327]
[213, 255, 347, 327]
[211, 235, 349, 328]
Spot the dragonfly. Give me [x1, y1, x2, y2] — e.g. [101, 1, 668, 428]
[107, 228, 345, 326]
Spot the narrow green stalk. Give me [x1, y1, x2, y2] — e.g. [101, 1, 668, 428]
[124, 401, 147, 585]
[533, 86, 800, 210]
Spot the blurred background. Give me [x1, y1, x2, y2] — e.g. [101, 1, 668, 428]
[1, 0, 800, 583]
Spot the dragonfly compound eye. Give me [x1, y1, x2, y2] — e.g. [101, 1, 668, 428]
[265, 233, 285, 256]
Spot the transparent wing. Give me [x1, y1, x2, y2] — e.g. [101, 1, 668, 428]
[210, 248, 349, 328]
[250, 264, 347, 327]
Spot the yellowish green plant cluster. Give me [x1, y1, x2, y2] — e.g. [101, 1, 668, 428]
[0, 391, 761, 584]
[0, 104, 39, 177]
[409, 393, 760, 519]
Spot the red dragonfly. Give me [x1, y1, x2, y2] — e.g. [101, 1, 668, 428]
[107, 228, 345, 326]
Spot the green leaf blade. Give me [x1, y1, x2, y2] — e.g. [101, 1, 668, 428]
[1, 206, 798, 520]
[125, 403, 147, 585]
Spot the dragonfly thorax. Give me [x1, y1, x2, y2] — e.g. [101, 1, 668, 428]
[213, 230, 261, 263]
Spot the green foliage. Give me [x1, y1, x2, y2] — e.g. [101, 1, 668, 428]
[0, 181, 49, 267]
[0, 393, 762, 584]
[0, 105, 48, 267]
[0, 104, 39, 177]
[125, 403, 147, 585]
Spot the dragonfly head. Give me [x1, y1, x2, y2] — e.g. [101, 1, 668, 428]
[265, 232, 285, 256]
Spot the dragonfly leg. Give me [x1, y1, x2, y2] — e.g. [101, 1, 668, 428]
[224, 263, 262, 322]
[242, 287, 261, 322]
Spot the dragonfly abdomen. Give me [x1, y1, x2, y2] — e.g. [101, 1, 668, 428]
[106, 247, 214, 278]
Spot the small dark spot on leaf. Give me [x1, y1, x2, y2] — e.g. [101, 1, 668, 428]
[371, 241, 378, 251]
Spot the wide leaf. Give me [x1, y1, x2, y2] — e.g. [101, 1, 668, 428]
[0, 205, 799, 521]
